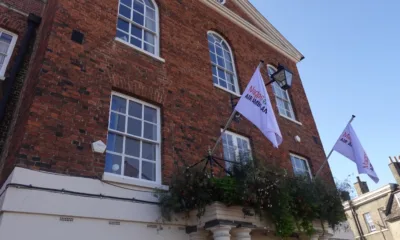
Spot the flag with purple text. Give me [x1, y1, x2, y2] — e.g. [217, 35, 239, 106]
[235, 66, 282, 148]
[332, 123, 379, 183]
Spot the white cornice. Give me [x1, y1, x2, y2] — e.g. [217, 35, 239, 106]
[199, 0, 304, 63]
[343, 184, 395, 210]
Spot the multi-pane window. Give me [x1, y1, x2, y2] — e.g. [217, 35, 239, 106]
[0, 29, 17, 79]
[116, 0, 158, 55]
[222, 131, 251, 170]
[268, 65, 296, 120]
[106, 93, 160, 183]
[290, 154, 312, 179]
[207, 32, 239, 94]
[364, 212, 377, 232]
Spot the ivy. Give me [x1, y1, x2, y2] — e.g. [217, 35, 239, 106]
[155, 161, 346, 237]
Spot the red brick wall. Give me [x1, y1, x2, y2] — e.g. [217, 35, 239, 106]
[1, 0, 44, 16]
[2, 0, 334, 183]
[0, 0, 52, 181]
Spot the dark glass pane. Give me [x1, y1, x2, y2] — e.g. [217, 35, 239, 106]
[0, 33, 12, 44]
[124, 157, 139, 178]
[129, 101, 142, 118]
[217, 57, 225, 68]
[121, 0, 132, 7]
[105, 153, 122, 175]
[144, 43, 155, 53]
[142, 161, 156, 181]
[144, 122, 157, 140]
[209, 53, 216, 64]
[130, 37, 142, 48]
[144, 106, 157, 123]
[133, 0, 144, 13]
[142, 142, 156, 160]
[133, 12, 144, 25]
[107, 133, 123, 153]
[127, 117, 142, 136]
[219, 80, 227, 88]
[119, 4, 131, 19]
[131, 24, 142, 39]
[117, 18, 129, 32]
[109, 113, 126, 132]
[217, 69, 226, 80]
[145, 18, 156, 31]
[111, 95, 127, 113]
[116, 30, 129, 42]
[125, 137, 140, 157]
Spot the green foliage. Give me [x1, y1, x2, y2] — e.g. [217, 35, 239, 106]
[154, 162, 346, 237]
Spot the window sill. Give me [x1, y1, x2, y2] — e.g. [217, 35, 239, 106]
[0, 75, 5, 81]
[279, 114, 302, 126]
[213, 83, 241, 97]
[114, 38, 165, 63]
[102, 172, 169, 191]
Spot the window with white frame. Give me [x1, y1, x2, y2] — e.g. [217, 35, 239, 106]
[116, 0, 159, 55]
[222, 131, 251, 170]
[106, 93, 161, 183]
[0, 29, 18, 80]
[268, 65, 296, 120]
[290, 154, 312, 179]
[216, 0, 226, 4]
[364, 212, 377, 232]
[207, 32, 239, 95]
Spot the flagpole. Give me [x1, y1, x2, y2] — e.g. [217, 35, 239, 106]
[210, 61, 265, 156]
[314, 115, 356, 178]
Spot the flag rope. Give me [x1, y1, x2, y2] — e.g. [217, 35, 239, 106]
[314, 115, 356, 178]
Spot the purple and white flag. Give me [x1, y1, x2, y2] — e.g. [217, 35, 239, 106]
[333, 123, 379, 183]
[235, 66, 282, 148]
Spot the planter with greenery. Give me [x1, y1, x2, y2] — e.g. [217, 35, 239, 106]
[155, 161, 346, 238]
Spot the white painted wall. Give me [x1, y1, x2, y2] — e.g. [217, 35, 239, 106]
[0, 212, 188, 240]
[0, 167, 191, 240]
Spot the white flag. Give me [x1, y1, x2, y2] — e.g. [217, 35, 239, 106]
[235, 66, 282, 148]
[333, 123, 379, 183]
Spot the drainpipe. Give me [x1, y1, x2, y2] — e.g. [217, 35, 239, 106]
[0, 13, 41, 121]
[349, 201, 365, 240]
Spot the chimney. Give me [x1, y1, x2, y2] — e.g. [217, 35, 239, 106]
[354, 176, 369, 196]
[389, 156, 400, 185]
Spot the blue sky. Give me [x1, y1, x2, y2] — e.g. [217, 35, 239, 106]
[250, 0, 400, 191]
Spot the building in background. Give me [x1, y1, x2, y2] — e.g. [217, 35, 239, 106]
[343, 156, 400, 240]
[0, 0, 339, 239]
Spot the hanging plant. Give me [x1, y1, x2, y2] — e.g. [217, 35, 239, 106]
[154, 161, 346, 237]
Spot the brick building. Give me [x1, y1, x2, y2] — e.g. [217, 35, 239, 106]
[0, 0, 335, 239]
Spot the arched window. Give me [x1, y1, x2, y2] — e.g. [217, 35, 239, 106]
[268, 65, 296, 120]
[217, 0, 226, 4]
[116, 0, 159, 56]
[207, 32, 239, 94]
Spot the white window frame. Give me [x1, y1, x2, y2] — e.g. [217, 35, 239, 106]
[0, 28, 18, 80]
[104, 92, 162, 188]
[217, 0, 226, 4]
[290, 154, 312, 179]
[364, 212, 377, 232]
[221, 130, 252, 170]
[267, 65, 296, 121]
[115, 0, 161, 59]
[208, 31, 240, 96]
